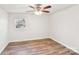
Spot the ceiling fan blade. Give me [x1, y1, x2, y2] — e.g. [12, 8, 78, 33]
[43, 5, 51, 9]
[42, 11, 50, 13]
[29, 6, 34, 9]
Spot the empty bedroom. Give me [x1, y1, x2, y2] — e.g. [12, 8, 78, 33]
[0, 4, 79, 55]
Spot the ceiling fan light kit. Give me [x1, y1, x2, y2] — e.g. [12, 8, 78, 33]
[34, 11, 43, 15]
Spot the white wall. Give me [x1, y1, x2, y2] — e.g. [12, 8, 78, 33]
[8, 13, 50, 42]
[0, 8, 8, 53]
[50, 5, 79, 52]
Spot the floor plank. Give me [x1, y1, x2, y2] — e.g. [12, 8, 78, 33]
[1, 38, 78, 55]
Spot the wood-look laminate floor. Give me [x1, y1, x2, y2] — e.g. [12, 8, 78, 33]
[1, 38, 78, 55]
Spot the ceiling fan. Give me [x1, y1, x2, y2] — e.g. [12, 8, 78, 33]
[27, 4, 52, 15]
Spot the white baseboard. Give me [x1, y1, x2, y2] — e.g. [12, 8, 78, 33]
[49, 36, 79, 54]
[10, 36, 50, 42]
[0, 42, 9, 54]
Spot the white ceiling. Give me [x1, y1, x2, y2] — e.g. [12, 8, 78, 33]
[0, 4, 75, 14]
